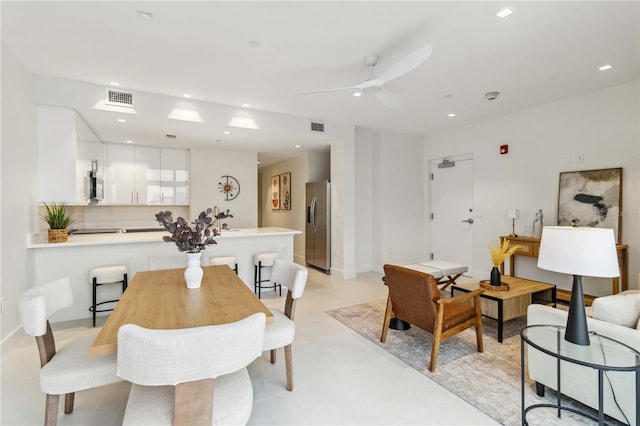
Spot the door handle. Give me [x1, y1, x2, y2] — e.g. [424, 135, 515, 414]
[461, 218, 474, 224]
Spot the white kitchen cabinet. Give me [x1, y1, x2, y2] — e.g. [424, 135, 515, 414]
[160, 148, 189, 205]
[37, 105, 102, 204]
[105, 144, 188, 205]
[105, 144, 160, 204]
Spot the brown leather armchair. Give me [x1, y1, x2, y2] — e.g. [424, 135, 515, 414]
[381, 264, 484, 372]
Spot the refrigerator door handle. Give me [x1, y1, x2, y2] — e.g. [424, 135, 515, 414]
[311, 197, 317, 232]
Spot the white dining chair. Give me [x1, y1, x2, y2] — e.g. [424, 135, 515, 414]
[18, 277, 122, 426]
[117, 312, 266, 425]
[261, 259, 308, 391]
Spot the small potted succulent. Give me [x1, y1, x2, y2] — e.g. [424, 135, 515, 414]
[41, 202, 76, 243]
[155, 209, 219, 289]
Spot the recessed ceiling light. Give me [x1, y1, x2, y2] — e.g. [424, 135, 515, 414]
[117, 119, 126, 123]
[496, 8, 513, 18]
[183, 94, 192, 98]
[242, 103, 251, 108]
[137, 10, 154, 21]
[598, 64, 612, 71]
[224, 131, 231, 135]
[295, 145, 301, 148]
[249, 41, 261, 48]
[353, 91, 362, 97]
[448, 113, 456, 117]
[126, 140, 133, 144]
[257, 161, 261, 164]
[110, 81, 120, 86]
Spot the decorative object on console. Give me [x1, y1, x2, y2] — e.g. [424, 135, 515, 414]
[41, 201, 76, 243]
[537, 225, 619, 346]
[488, 239, 520, 287]
[280, 172, 291, 211]
[507, 208, 518, 237]
[557, 168, 622, 243]
[271, 175, 280, 209]
[218, 175, 240, 201]
[155, 209, 219, 289]
[532, 209, 543, 238]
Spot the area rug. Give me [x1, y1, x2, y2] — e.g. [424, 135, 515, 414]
[326, 300, 622, 426]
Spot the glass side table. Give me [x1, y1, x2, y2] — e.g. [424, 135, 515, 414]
[521, 324, 640, 426]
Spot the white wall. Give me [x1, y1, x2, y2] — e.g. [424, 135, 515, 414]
[368, 130, 426, 273]
[354, 128, 374, 272]
[423, 80, 640, 295]
[1, 44, 38, 343]
[189, 147, 257, 228]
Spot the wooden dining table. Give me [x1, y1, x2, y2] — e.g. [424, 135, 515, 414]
[90, 264, 273, 356]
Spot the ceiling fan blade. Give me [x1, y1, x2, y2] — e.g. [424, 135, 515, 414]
[377, 44, 432, 84]
[376, 90, 400, 109]
[297, 85, 360, 95]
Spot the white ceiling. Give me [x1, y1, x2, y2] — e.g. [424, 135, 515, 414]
[2, 1, 639, 167]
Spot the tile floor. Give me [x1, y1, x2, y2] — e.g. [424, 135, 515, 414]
[1, 269, 498, 425]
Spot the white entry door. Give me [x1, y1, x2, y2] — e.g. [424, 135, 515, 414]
[429, 155, 473, 275]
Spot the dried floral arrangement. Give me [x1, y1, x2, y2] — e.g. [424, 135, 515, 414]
[155, 209, 219, 253]
[488, 239, 520, 267]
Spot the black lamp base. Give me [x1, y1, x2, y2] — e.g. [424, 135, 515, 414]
[564, 275, 590, 346]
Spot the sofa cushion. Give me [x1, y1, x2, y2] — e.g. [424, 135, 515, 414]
[591, 291, 640, 328]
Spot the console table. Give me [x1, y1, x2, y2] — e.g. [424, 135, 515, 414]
[499, 235, 628, 299]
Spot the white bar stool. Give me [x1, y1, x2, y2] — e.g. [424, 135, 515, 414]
[89, 265, 128, 327]
[253, 252, 280, 298]
[210, 255, 238, 274]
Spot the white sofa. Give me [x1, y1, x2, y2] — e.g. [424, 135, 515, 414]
[526, 291, 640, 425]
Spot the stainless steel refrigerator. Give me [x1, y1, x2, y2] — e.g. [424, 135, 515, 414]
[306, 180, 331, 274]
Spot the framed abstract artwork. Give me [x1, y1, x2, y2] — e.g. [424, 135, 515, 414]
[280, 172, 291, 210]
[271, 175, 280, 210]
[557, 168, 622, 242]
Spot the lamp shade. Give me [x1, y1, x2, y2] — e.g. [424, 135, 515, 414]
[537, 226, 619, 278]
[507, 209, 518, 219]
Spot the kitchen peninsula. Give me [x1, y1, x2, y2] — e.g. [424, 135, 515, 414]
[28, 227, 301, 322]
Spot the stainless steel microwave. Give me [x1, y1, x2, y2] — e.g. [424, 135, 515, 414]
[84, 171, 103, 203]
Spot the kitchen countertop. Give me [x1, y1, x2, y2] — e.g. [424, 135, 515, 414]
[27, 227, 301, 248]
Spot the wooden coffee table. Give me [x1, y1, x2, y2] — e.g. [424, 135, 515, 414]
[451, 276, 556, 343]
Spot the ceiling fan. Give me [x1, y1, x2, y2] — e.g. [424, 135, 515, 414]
[298, 44, 432, 108]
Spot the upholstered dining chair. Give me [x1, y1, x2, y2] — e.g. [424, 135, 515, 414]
[18, 277, 122, 426]
[381, 264, 484, 372]
[261, 259, 308, 391]
[117, 312, 266, 425]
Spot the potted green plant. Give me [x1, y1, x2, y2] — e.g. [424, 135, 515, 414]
[41, 202, 76, 243]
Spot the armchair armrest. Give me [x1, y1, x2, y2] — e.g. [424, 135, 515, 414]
[436, 288, 484, 305]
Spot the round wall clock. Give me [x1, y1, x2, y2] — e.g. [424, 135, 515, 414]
[218, 175, 240, 201]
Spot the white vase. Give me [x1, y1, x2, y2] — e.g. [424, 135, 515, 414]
[184, 252, 203, 289]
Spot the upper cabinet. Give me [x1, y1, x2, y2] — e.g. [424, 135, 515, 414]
[37, 105, 103, 204]
[104, 143, 189, 205]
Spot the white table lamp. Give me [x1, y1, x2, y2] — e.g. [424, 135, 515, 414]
[537, 226, 619, 345]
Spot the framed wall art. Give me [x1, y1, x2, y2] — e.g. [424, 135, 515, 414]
[557, 167, 622, 242]
[271, 175, 280, 210]
[280, 172, 291, 210]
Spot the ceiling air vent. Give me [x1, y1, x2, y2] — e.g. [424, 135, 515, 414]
[310, 122, 325, 132]
[105, 88, 135, 108]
